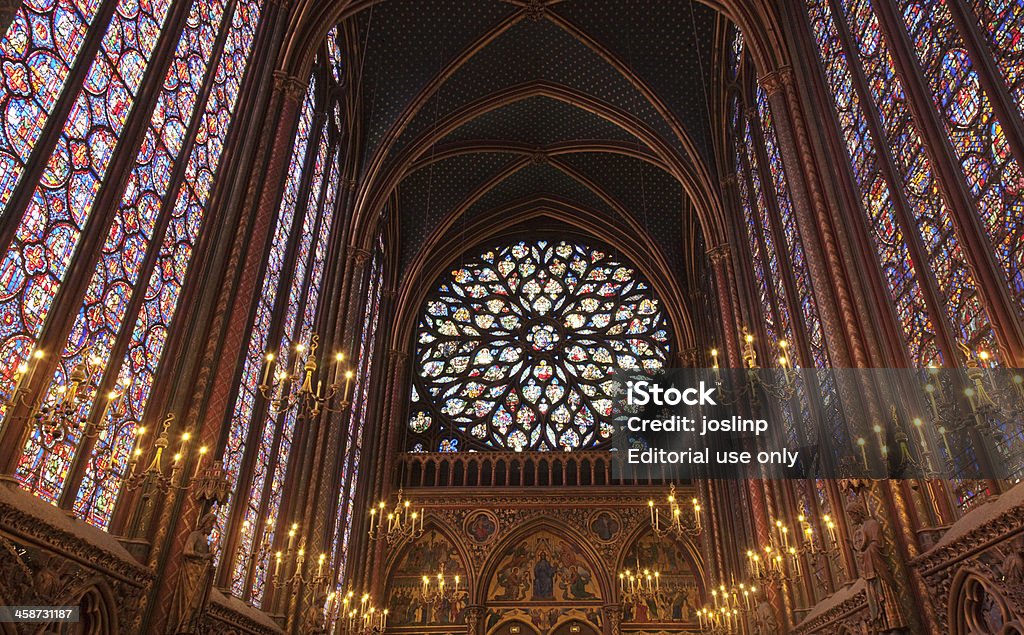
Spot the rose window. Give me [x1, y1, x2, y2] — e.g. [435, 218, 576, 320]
[407, 240, 672, 452]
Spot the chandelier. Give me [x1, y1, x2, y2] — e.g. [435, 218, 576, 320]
[368, 488, 424, 547]
[419, 564, 463, 605]
[328, 591, 388, 634]
[648, 483, 702, 539]
[618, 562, 660, 610]
[258, 335, 354, 417]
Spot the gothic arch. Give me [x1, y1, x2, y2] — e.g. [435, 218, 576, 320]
[615, 522, 707, 593]
[388, 202, 695, 358]
[349, 82, 726, 251]
[48, 579, 119, 635]
[949, 569, 1024, 635]
[382, 517, 476, 594]
[476, 518, 612, 607]
[487, 618, 541, 635]
[282, 1, 792, 104]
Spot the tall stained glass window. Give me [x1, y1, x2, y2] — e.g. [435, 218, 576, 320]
[2, 0, 265, 527]
[220, 32, 352, 604]
[330, 244, 384, 593]
[408, 239, 671, 453]
[805, 0, 1024, 365]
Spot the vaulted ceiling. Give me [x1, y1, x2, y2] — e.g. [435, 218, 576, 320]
[341, 0, 734, 285]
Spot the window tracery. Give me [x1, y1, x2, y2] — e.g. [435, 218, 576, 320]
[408, 239, 671, 453]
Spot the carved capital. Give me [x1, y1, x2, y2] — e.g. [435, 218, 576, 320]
[758, 65, 793, 96]
[388, 349, 409, 365]
[343, 178, 357, 192]
[720, 174, 738, 190]
[706, 243, 731, 263]
[602, 604, 623, 635]
[272, 71, 307, 104]
[347, 247, 372, 265]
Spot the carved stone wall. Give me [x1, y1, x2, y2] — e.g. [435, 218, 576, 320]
[913, 484, 1024, 634]
[0, 483, 153, 634]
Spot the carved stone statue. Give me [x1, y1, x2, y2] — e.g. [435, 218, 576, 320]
[167, 512, 217, 634]
[752, 598, 778, 635]
[846, 500, 906, 631]
[1000, 535, 1024, 585]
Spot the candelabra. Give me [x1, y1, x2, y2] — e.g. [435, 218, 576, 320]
[697, 582, 756, 634]
[711, 329, 798, 407]
[258, 335, 354, 418]
[30, 354, 115, 441]
[648, 483, 702, 539]
[916, 347, 1024, 486]
[368, 489, 424, 547]
[419, 564, 463, 605]
[743, 511, 841, 594]
[328, 591, 388, 635]
[618, 563, 660, 611]
[2, 348, 44, 409]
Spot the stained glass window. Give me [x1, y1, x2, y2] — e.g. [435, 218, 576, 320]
[966, 0, 1024, 120]
[6, 0, 265, 527]
[331, 245, 384, 591]
[3, 0, 264, 524]
[0, 0, 105, 211]
[835, 0, 996, 357]
[805, 0, 942, 366]
[898, 0, 1024, 312]
[17, 0, 232, 506]
[408, 239, 671, 452]
[223, 75, 317, 599]
[0, 0, 176, 411]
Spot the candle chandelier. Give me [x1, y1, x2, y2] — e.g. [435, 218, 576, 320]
[259, 335, 355, 417]
[648, 483, 703, 539]
[368, 488, 424, 547]
[914, 346, 1024, 484]
[419, 564, 463, 605]
[618, 562, 660, 610]
[697, 582, 760, 634]
[744, 512, 841, 591]
[327, 590, 388, 634]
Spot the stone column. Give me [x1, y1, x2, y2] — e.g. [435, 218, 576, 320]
[601, 603, 622, 635]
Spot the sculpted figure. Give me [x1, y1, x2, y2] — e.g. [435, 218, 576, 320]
[752, 598, 777, 635]
[1001, 536, 1024, 585]
[167, 513, 217, 634]
[846, 501, 906, 631]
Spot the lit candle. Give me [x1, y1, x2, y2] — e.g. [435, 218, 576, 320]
[938, 425, 953, 457]
[857, 437, 868, 470]
[925, 382, 940, 420]
[193, 445, 208, 478]
[274, 551, 282, 577]
[318, 553, 326, 576]
[343, 370, 354, 403]
[262, 352, 275, 386]
[288, 523, 297, 551]
[179, 431, 191, 456]
[333, 352, 344, 388]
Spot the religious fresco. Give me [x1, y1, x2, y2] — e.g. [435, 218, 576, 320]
[386, 529, 469, 627]
[621, 532, 700, 624]
[486, 530, 602, 605]
[465, 510, 499, 544]
[588, 510, 621, 543]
